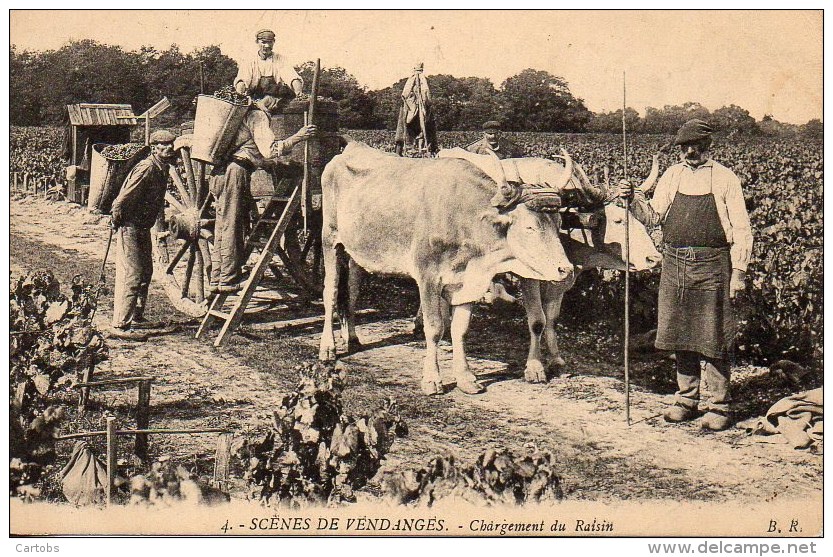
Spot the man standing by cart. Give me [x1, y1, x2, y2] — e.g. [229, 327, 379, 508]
[109, 130, 178, 340]
[465, 120, 525, 159]
[618, 119, 753, 431]
[209, 96, 316, 293]
[234, 29, 303, 106]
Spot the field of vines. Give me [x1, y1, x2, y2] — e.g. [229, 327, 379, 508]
[10, 126, 823, 363]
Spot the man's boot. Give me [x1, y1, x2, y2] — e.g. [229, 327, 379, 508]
[663, 402, 699, 423]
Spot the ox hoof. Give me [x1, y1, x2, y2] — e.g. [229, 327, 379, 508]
[456, 379, 486, 395]
[345, 340, 364, 355]
[319, 346, 337, 362]
[456, 373, 486, 394]
[420, 380, 443, 396]
[551, 355, 566, 368]
[524, 361, 548, 383]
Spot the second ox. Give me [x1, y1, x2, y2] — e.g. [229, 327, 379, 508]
[318, 141, 573, 395]
[439, 149, 663, 382]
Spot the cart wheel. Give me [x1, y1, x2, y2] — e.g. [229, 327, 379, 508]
[152, 138, 213, 317]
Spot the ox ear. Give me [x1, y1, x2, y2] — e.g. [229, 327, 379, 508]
[482, 211, 513, 233]
[490, 182, 520, 209]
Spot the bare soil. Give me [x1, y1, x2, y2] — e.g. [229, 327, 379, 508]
[9, 195, 822, 504]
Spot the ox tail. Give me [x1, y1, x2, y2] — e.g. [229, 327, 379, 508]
[335, 245, 351, 318]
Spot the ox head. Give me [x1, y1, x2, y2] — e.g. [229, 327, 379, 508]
[564, 158, 662, 271]
[486, 151, 574, 282]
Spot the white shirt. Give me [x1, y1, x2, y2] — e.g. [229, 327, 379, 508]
[634, 158, 754, 271]
[234, 53, 303, 94]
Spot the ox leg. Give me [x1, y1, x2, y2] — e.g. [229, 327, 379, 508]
[341, 259, 364, 353]
[418, 284, 445, 396]
[318, 242, 340, 361]
[541, 280, 570, 369]
[450, 302, 485, 394]
[521, 279, 548, 383]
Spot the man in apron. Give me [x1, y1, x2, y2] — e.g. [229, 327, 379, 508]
[618, 119, 753, 431]
[234, 29, 303, 108]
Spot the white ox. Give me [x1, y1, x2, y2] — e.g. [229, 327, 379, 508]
[438, 150, 662, 383]
[318, 142, 574, 395]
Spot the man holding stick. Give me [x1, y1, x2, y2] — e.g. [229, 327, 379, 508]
[109, 130, 178, 339]
[209, 96, 316, 293]
[618, 119, 753, 431]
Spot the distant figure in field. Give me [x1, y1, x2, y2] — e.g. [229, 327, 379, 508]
[395, 62, 438, 156]
[465, 120, 525, 159]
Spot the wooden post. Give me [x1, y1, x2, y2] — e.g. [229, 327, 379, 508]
[213, 433, 233, 492]
[77, 363, 94, 414]
[23, 173, 29, 193]
[134, 380, 152, 462]
[105, 417, 117, 506]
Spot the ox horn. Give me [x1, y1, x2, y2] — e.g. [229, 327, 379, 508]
[488, 150, 516, 208]
[556, 148, 574, 191]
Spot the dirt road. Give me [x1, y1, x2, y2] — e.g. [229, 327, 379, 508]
[10, 195, 822, 507]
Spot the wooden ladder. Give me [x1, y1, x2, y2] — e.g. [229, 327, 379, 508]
[195, 185, 303, 347]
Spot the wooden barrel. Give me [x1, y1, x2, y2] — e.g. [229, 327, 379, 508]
[270, 99, 341, 196]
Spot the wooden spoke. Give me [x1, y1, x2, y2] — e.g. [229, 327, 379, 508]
[182, 244, 196, 298]
[168, 166, 193, 206]
[166, 240, 192, 275]
[193, 246, 205, 303]
[165, 191, 189, 215]
[181, 148, 198, 201]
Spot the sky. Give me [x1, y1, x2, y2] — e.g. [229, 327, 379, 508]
[9, 9, 823, 124]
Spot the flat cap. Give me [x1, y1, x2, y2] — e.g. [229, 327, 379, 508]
[673, 119, 713, 145]
[256, 29, 276, 41]
[483, 120, 501, 131]
[413, 62, 424, 72]
[149, 129, 176, 145]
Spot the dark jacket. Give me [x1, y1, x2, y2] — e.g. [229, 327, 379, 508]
[111, 155, 169, 229]
[464, 136, 525, 159]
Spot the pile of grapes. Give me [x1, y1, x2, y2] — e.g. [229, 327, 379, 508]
[211, 85, 251, 106]
[382, 447, 563, 506]
[235, 362, 408, 506]
[99, 142, 145, 160]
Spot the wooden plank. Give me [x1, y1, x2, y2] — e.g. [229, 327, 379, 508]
[134, 380, 152, 463]
[248, 308, 376, 331]
[105, 417, 117, 506]
[56, 427, 230, 440]
[213, 433, 233, 491]
[75, 376, 154, 388]
[77, 363, 94, 414]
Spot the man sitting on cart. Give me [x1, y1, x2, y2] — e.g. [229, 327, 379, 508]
[235, 29, 303, 107]
[209, 95, 316, 293]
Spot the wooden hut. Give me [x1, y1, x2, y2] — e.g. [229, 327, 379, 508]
[63, 103, 137, 202]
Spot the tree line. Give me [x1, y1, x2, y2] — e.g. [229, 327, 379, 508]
[10, 40, 821, 137]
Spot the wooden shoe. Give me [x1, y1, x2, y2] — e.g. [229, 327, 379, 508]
[701, 410, 731, 432]
[663, 403, 698, 423]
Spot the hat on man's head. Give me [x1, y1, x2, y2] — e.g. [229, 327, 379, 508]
[149, 129, 176, 145]
[256, 29, 276, 41]
[673, 119, 714, 145]
[413, 62, 424, 72]
[483, 120, 502, 132]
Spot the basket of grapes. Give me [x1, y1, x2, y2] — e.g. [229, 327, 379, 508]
[88, 142, 150, 214]
[191, 86, 252, 165]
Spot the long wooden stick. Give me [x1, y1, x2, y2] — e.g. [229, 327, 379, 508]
[622, 71, 631, 426]
[303, 59, 321, 233]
